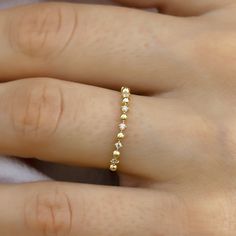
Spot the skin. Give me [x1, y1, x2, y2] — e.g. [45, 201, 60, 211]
[0, 0, 235, 235]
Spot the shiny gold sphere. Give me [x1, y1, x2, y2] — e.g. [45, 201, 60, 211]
[121, 114, 128, 120]
[117, 132, 125, 139]
[113, 150, 120, 157]
[110, 164, 118, 172]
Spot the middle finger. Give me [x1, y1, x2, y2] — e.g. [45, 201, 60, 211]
[0, 3, 193, 92]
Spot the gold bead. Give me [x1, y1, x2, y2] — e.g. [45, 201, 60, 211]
[110, 164, 118, 172]
[121, 87, 130, 94]
[121, 87, 130, 98]
[113, 150, 120, 157]
[117, 132, 125, 139]
[121, 114, 128, 120]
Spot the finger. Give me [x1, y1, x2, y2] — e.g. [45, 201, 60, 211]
[0, 77, 191, 180]
[0, 181, 186, 236]
[113, 0, 234, 16]
[0, 3, 195, 92]
[0, 78, 216, 182]
[0, 77, 159, 178]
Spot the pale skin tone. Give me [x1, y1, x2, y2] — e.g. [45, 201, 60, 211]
[0, 0, 235, 235]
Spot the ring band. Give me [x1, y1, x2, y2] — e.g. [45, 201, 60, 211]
[110, 87, 131, 172]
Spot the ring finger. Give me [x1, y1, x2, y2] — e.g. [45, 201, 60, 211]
[0, 77, 203, 181]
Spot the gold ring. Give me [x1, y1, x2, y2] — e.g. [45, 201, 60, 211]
[110, 87, 131, 172]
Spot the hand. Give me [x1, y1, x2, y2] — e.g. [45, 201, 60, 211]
[0, 1, 236, 235]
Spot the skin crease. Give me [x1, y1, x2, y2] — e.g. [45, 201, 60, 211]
[0, 0, 236, 235]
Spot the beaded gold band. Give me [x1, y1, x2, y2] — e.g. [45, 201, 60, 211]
[110, 87, 131, 172]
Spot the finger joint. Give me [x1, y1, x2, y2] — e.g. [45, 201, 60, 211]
[11, 79, 64, 141]
[8, 3, 78, 60]
[24, 186, 73, 236]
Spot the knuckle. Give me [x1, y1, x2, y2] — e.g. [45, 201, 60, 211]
[8, 3, 78, 59]
[24, 186, 73, 236]
[11, 79, 63, 140]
